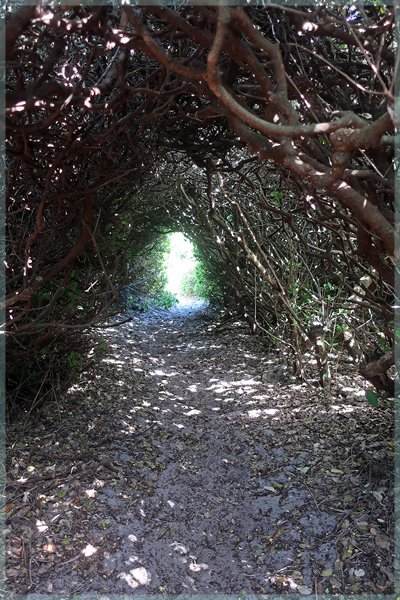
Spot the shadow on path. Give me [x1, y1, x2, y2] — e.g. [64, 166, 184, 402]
[6, 304, 394, 595]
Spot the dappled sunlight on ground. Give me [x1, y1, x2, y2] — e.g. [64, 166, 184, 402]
[5, 305, 394, 595]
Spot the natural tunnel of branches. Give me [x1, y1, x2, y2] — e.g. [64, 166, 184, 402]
[5, 3, 397, 409]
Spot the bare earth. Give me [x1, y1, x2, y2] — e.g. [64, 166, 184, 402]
[6, 302, 394, 596]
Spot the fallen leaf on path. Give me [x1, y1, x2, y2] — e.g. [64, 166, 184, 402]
[298, 585, 313, 594]
[321, 568, 333, 577]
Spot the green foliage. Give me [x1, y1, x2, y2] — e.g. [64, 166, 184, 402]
[154, 290, 178, 309]
[366, 389, 379, 408]
[178, 239, 225, 303]
[375, 333, 391, 354]
[63, 279, 80, 311]
[65, 351, 81, 370]
[127, 297, 150, 312]
[95, 340, 109, 356]
[36, 289, 51, 306]
[6, 330, 90, 422]
[271, 190, 283, 205]
[32, 268, 96, 323]
[123, 234, 172, 307]
[181, 261, 215, 299]
[181, 269, 197, 297]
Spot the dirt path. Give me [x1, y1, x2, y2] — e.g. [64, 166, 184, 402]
[6, 304, 394, 595]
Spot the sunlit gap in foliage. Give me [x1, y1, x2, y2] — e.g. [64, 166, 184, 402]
[164, 232, 199, 305]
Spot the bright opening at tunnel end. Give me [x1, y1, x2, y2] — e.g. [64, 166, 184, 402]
[164, 232, 197, 304]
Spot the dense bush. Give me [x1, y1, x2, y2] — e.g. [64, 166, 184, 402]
[5, 4, 395, 411]
[181, 255, 223, 302]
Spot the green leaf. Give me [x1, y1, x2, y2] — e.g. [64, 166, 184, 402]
[366, 389, 379, 407]
[272, 482, 284, 491]
[330, 468, 343, 475]
[100, 519, 111, 529]
[321, 568, 333, 577]
[297, 466, 310, 474]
